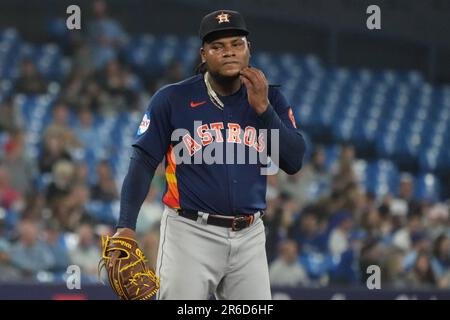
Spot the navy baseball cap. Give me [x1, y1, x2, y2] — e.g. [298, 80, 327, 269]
[199, 10, 249, 43]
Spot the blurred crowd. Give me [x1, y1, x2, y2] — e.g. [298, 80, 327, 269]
[0, 0, 449, 289]
[0, 0, 173, 284]
[266, 145, 450, 289]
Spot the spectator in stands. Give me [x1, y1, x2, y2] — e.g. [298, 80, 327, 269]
[0, 165, 23, 212]
[136, 187, 164, 235]
[46, 160, 75, 207]
[74, 107, 97, 149]
[329, 229, 364, 286]
[351, 191, 377, 225]
[269, 240, 309, 287]
[9, 219, 55, 279]
[87, 0, 129, 69]
[264, 193, 297, 262]
[44, 101, 80, 150]
[99, 59, 124, 94]
[378, 203, 395, 243]
[281, 146, 331, 208]
[139, 230, 159, 271]
[361, 206, 382, 239]
[0, 97, 20, 133]
[43, 219, 71, 274]
[289, 206, 326, 254]
[14, 58, 48, 95]
[398, 173, 417, 205]
[96, 59, 138, 114]
[336, 182, 364, 214]
[80, 79, 109, 114]
[265, 175, 282, 212]
[392, 173, 421, 217]
[316, 182, 361, 219]
[51, 198, 71, 232]
[381, 247, 407, 289]
[331, 144, 357, 194]
[54, 183, 92, 232]
[0, 237, 21, 282]
[21, 193, 46, 222]
[328, 211, 353, 257]
[38, 130, 72, 174]
[403, 232, 431, 272]
[381, 196, 411, 252]
[359, 238, 384, 285]
[405, 251, 437, 289]
[71, 41, 96, 77]
[154, 60, 185, 90]
[68, 222, 101, 278]
[431, 234, 450, 288]
[425, 203, 449, 239]
[50, 101, 71, 126]
[1, 130, 35, 196]
[89, 0, 129, 48]
[91, 160, 118, 202]
[74, 161, 90, 185]
[61, 70, 88, 111]
[392, 213, 423, 252]
[67, 183, 91, 214]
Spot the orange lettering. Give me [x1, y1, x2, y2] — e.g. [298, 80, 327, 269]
[227, 123, 242, 143]
[210, 122, 224, 142]
[243, 126, 256, 147]
[197, 124, 213, 146]
[182, 134, 202, 156]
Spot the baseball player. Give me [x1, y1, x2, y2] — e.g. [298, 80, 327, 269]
[109, 9, 306, 300]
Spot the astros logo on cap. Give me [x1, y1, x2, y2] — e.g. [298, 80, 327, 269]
[216, 12, 230, 24]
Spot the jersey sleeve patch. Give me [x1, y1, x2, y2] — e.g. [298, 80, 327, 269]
[288, 107, 297, 128]
[137, 112, 151, 136]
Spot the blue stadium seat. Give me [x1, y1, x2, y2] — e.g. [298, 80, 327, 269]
[323, 144, 340, 170]
[364, 160, 399, 197]
[418, 147, 444, 172]
[46, 18, 69, 47]
[414, 173, 441, 202]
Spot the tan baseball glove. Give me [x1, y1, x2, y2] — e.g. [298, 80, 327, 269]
[99, 235, 159, 300]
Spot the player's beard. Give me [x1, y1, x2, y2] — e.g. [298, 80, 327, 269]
[208, 68, 240, 84]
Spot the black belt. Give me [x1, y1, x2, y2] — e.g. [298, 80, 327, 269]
[176, 209, 263, 231]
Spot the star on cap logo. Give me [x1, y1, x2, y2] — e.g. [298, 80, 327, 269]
[216, 12, 230, 24]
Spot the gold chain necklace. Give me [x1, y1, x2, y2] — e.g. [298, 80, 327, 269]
[204, 71, 224, 110]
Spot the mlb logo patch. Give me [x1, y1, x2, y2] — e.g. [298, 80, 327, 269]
[137, 112, 151, 136]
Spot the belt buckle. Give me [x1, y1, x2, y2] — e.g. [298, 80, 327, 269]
[231, 215, 251, 231]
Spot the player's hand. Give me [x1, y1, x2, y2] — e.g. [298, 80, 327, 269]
[107, 227, 136, 267]
[239, 67, 270, 115]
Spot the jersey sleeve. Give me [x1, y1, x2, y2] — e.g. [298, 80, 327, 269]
[269, 87, 298, 129]
[133, 88, 173, 168]
[257, 87, 306, 175]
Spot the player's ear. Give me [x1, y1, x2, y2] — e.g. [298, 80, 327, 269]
[247, 40, 251, 57]
[200, 47, 206, 63]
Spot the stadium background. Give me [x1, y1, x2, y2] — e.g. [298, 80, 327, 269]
[0, 0, 449, 299]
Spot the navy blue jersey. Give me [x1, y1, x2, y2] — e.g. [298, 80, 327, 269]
[133, 74, 303, 216]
